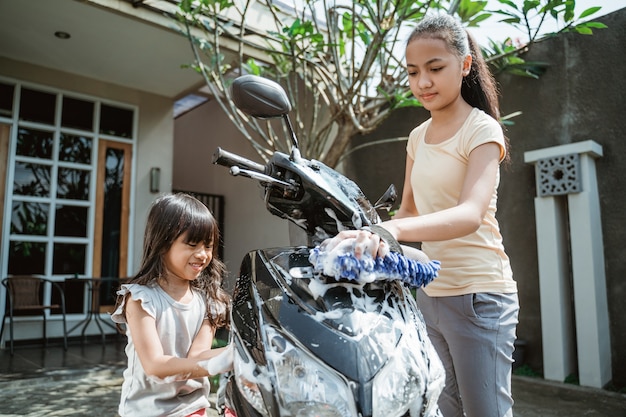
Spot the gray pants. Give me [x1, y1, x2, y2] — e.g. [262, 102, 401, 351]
[416, 289, 519, 417]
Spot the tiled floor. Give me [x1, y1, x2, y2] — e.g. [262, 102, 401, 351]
[0, 336, 224, 417]
[0, 336, 126, 382]
[1, 337, 625, 417]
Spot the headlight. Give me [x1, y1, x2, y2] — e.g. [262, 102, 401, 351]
[372, 343, 423, 417]
[266, 326, 358, 417]
[372, 319, 444, 417]
[233, 339, 270, 416]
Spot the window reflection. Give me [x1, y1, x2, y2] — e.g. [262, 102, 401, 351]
[19, 88, 56, 125]
[11, 201, 49, 235]
[62, 97, 94, 131]
[0, 82, 14, 117]
[16, 128, 54, 159]
[55, 205, 88, 237]
[53, 243, 86, 275]
[13, 162, 51, 197]
[60, 133, 92, 164]
[101, 147, 124, 278]
[8, 241, 46, 275]
[100, 104, 133, 138]
[57, 167, 90, 200]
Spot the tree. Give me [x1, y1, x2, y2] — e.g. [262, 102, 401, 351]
[176, 0, 606, 168]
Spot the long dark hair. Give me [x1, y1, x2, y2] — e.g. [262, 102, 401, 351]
[116, 193, 230, 329]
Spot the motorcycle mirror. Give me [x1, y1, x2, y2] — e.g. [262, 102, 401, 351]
[373, 184, 397, 211]
[230, 74, 301, 156]
[230, 75, 292, 119]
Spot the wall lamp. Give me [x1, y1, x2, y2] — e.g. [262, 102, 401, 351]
[150, 167, 160, 193]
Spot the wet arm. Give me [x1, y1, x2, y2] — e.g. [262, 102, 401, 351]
[126, 297, 226, 380]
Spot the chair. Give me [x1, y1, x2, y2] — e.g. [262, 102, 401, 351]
[65, 276, 129, 345]
[0, 276, 68, 355]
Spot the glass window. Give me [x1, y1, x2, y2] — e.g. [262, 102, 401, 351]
[54, 205, 88, 237]
[52, 243, 86, 275]
[3, 82, 135, 287]
[10, 201, 49, 235]
[13, 161, 51, 197]
[59, 133, 92, 164]
[16, 128, 54, 159]
[105, 147, 125, 191]
[100, 104, 133, 138]
[56, 167, 90, 200]
[19, 88, 56, 125]
[8, 241, 47, 275]
[101, 147, 125, 278]
[0, 82, 14, 117]
[62, 97, 94, 131]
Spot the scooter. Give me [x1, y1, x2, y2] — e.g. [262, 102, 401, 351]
[213, 75, 445, 417]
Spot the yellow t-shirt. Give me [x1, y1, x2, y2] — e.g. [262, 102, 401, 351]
[406, 108, 517, 296]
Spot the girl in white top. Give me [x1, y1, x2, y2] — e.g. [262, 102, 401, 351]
[112, 193, 232, 417]
[324, 14, 519, 417]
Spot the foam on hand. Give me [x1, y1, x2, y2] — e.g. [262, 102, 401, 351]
[309, 237, 440, 288]
[199, 344, 234, 376]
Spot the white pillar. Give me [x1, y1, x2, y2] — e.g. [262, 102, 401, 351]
[533, 195, 576, 382]
[567, 151, 612, 388]
[524, 140, 611, 389]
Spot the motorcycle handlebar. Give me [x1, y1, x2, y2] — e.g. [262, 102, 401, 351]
[213, 147, 266, 174]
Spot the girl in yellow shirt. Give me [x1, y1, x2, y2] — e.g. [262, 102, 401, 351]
[325, 14, 519, 417]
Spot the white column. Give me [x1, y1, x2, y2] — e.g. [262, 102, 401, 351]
[567, 151, 612, 388]
[533, 195, 576, 382]
[524, 140, 611, 389]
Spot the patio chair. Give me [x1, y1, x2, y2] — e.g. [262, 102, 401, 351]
[0, 276, 68, 355]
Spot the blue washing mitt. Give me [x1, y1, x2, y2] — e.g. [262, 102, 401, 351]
[309, 246, 440, 288]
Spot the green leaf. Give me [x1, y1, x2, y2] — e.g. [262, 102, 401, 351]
[245, 59, 262, 76]
[584, 22, 608, 29]
[457, 0, 488, 21]
[496, 0, 519, 10]
[393, 96, 422, 109]
[575, 26, 594, 35]
[522, 0, 541, 14]
[468, 13, 492, 26]
[500, 17, 522, 24]
[579, 6, 602, 19]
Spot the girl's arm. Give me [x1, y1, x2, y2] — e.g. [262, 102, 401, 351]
[187, 322, 231, 361]
[384, 142, 501, 242]
[320, 142, 500, 258]
[187, 320, 217, 359]
[126, 297, 229, 380]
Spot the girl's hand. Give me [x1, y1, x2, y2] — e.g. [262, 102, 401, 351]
[200, 344, 234, 376]
[320, 229, 389, 259]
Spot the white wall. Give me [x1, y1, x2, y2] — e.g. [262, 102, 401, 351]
[173, 99, 291, 284]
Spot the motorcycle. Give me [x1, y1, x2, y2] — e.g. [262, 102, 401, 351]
[213, 75, 445, 417]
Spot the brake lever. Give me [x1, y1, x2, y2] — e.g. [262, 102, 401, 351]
[230, 166, 296, 191]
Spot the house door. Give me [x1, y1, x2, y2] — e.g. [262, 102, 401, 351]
[93, 140, 131, 279]
[92, 140, 132, 312]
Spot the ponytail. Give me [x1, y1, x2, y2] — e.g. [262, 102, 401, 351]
[463, 33, 500, 120]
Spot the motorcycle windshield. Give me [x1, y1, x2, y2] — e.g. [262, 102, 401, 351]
[260, 247, 408, 382]
[265, 152, 379, 239]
